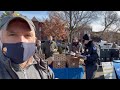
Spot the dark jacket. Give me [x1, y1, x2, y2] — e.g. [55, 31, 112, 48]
[82, 41, 99, 65]
[42, 40, 58, 59]
[0, 53, 54, 79]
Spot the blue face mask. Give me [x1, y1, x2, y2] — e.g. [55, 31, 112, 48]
[2, 42, 36, 64]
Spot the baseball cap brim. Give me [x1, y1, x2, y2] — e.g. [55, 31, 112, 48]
[0, 15, 36, 31]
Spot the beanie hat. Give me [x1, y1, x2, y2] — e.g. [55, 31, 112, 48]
[83, 34, 89, 40]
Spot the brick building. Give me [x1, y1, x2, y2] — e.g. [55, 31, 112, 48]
[32, 17, 44, 40]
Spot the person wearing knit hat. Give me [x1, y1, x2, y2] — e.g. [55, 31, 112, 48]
[76, 34, 99, 79]
[82, 34, 90, 45]
[83, 34, 89, 40]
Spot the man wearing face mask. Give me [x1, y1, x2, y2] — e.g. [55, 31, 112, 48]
[0, 15, 54, 79]
[69, 37, 82, 55]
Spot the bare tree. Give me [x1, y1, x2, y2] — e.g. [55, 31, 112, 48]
[99, 11, 120, 38]
[49, 11, 99, 43]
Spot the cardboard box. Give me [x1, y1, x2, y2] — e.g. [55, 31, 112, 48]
[52, 61, 66, 68]
[66, 55, 79, 68]
[52, 54, 66, 68]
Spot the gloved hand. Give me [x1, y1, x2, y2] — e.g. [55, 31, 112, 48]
[70, 51, 76, 56]
[75, 54, 87, 60]
[53, 49, 58, 52]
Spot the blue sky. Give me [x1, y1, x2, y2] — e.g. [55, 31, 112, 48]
[0, 11, 49, 20]
[19, 11, 49, 20]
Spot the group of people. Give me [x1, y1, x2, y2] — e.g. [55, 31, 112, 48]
[0, 15, 99, 79]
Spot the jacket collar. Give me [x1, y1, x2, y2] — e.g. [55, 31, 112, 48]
[85, 40, 93, 47]
[10, 57, 37, 71]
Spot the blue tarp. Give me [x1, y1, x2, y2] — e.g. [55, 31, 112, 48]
[52, 66, 84, 79]
[113, 60, 120, 79]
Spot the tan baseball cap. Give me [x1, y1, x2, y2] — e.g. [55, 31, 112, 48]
[0, 15, 36, 31]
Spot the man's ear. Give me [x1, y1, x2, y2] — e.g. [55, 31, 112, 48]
[0, 38, 2, 49]
[0, 31, 3, 49]
[35, 37, 37, 41]
[35, 37, 37, 43]
[0, 40, 2, 49]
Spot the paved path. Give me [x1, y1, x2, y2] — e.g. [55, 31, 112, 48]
[94, 66, 104, 79]
[83, 66, 104, 79]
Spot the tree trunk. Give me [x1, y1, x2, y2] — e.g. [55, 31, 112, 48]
[69, 30, 72, 43]
[69, 11, 72, 43]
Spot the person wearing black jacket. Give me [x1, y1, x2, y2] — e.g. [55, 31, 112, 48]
[78, 34, 99, 79]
